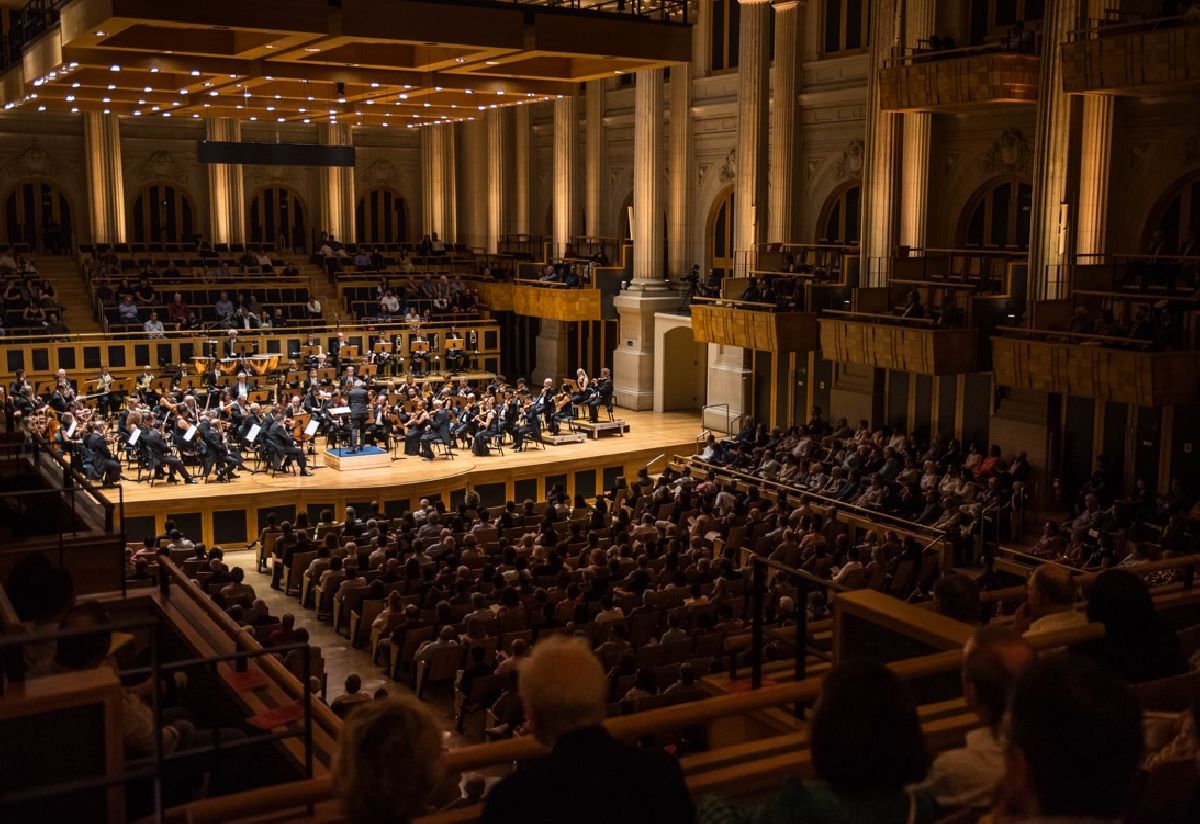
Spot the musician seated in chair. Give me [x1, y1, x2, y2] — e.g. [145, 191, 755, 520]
[419, 399, 454, 461]
[551, 383, 576, 434]
[135, 413, 195, 484]
[82, 420, 122, 487]
[95, 366, 119, 419]
[513, 400, 541, 451]
[364, 395, 391, 448]
[409, 334, 431, 376]
[587, 367, 613, 423]
[444, 327, 466, 373]
[265, 408, 313, 476]
[199, 412, 241, 482]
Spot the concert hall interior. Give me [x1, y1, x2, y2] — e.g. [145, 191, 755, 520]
[2, 0, 1200, 822]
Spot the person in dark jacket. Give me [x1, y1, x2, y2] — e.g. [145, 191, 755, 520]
[482, 636, 694, 824]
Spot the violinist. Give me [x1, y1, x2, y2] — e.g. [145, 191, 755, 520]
[83, 420, 122, 487]
[533, 378, 555, 430]
[9, 367, 32, 401]
[265, 406, 313, 476]
[451, 394, 477, 449]
[513, 397, 541, 452]
[198, 411, 241, 482]
[472, 397, 500, 457]
[586, 367, 613, 423]
[404, 400, 431, 457]
[50, 410, 82, 459]
[551, 382, 576, 434]
[419, 398, 453, 461]
[139, 414, 195, 484]
[50, 368, 75, 413]
[365, 394, 391, 448]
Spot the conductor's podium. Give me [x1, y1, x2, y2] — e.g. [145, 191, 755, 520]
[323, 445, 391, 471]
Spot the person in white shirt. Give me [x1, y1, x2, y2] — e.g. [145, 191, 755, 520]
[594, 594, 624, 623]
[911, 627, 1033, 810]
[143, 311, 165, 338]
[118, 295, 140, 323]
[1013, 564, 1088, 636]
[832, 546, 864, 585]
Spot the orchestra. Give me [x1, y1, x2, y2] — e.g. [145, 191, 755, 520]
[11, 334, 618, 488]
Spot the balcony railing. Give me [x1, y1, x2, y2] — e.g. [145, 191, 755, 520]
[689, 297, 819, 353]
[879, 41, 1040, 111]
[819, 311, 980, 375]
[1063, 14, 1200, 94]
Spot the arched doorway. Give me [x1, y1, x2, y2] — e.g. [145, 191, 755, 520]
[957, 176, 1032, 250]
[1144, 173, 1200, 252]
[817, 182, 861, 244]
[130, 184, 194, 244]
[706, 186, 735, 279]
[4, 181, 72, 251]
[355, 187, 408, 244]
[248, 186, 307, 251]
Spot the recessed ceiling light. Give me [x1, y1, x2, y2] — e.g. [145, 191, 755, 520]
[103, 108, 110, 114]
[190, 70, 200, 76]
[65, 95, 75, 101]
[107, 84, 116, 90]
[485, 60, 499, 65]
[102, 97, 111, 103]
[249, 115, 256, 120]
[72, 81, 80, 88]
[163, 112, 171, 117]
[179, 88, 188, 94]
[465, 89, 473, 95]
[138, 99, 146, 105]
[267, 105, 275, 111]
[303, 118, 310, 123]
[143, 86, 152, 92]
[337, 96, 345, 103]
[366, 99, 374, 105]
[277, 117, 285, 122]
[110, 64, 120, 72]
[150, 67, 159, 73]
[370, 82, 379, 88]
[71, 107, 79, 113]
[398, 93, 407, 99]
[304, 47, 319, 52]
[37, 105, 45, 111]
[299, 107, 306, 112]
[274, 94, 281, 99]
[95, 30, 106, 36]
[209, 90, 218, 96]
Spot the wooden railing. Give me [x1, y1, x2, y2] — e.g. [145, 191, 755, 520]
[1063, 14, 1200, 94]
[689, 298, 819, 352]
[173, 622, 1103, 824]
[819, 313, 979, 375]
[879, 42, 1040, 111]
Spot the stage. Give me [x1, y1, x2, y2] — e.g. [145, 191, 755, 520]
[117, 410, 702, 547]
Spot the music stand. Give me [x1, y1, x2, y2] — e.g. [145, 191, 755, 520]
[233, 341, 257, 356]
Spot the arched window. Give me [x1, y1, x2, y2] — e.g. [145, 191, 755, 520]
[822, 0, 870, 55]
[958, 177, 1032, 250]
[817, 183, 861, 244]
[707, 186, 735, 279]
[355, 187, 408, 244]
[130, 184, 194, 244]
[248, 186, 307, 251]
[4, 181, 72, 252]
[1145, 173, 1200, 253]
[710, 0, 740, 72]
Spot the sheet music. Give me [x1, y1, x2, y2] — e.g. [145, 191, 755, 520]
[66, 421, 77, 438]
[247, 423, 262, 442]
[183, 425, 198, 442]
[304, 419, 320, 436]
[128, 429, 141, 446]
[329, 406, 351, 415]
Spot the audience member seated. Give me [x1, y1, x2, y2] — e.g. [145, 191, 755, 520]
[1077, 569, 1187, 683]
[1012, 565, 1087, 636]
[330, 673, 373, 718]
[482, 636, 694, 824]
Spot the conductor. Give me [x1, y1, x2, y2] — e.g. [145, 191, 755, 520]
[347, 379, 370, 453]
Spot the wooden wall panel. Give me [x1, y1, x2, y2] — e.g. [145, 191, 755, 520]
[690, 306, 819, 353]
[511, 285, 601, 321]
[819, 320, 978, 375]
[880, 53, 1040, 111]
[1063, 24, 1200, 94]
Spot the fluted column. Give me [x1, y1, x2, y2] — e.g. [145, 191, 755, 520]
[486, 108, 508, 255]
[1076, 0, 1116, 258]
[318, 122, 354, 244]
[860, 0, 901, 285]
[421, 125, 438, 237]
[514, 105, 531, 237]
[1028, 0, 1081, 300]
[553, 95, 579, 257]
[667, 61, 693, 280]
[768, 0, 801, 243]
[443, 124, 457, 243]
[205, 118, 244, 245]
[84, 112, 126, 243]
[461, 119, 488, 250]
[734, 0, 772, 272]
[632, 69, 665, 285]
[585, 80, 605, 238]
[899, 0, 934, 250]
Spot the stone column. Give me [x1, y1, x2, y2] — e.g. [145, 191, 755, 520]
[442, 124, 457, 243]
[84, 112, 125, 244]
[1028, 0, 1081, 300]
[768, 0, 801, 243]
[514, 104, 531, 237]
[421, 125, 443, 239]
[667, 62, 693, 281]
[486, 108, 508, 255]
[733, 0, 772, 272]
[899, 0, 934, 251]
[1076, 0, 1115, 258]
[705, 345, 752, 433]
[612, 69, 677, 411]
[318, 122, 354, 244]
[552, 95, 579, 257]
[461, 118, 488, 250]
[860, 0, 901, 285]
[205, 118, 244, 245]
[585, 80, 605, 238]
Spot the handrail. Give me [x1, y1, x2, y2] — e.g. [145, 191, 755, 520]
[691, 296, 783, 311]
[699, 403, 736, 435]
[883, 38, 1038, 68]
[994, 325, 1156, 348]
[1069, 12, 1200, 41]
[823, 309, 937, 326]
[176, 621, 1104, 824]
[684, 456, 950, 542]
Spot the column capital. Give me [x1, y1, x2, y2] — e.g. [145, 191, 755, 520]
[771, 0, 802, 10]
[737, 0, 773, 5]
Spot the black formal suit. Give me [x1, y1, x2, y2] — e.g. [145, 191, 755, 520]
[266, 418, 308, 473]
[83, 431, 121, 485]
[588, 378, 613, 422]
[347, 385, 370, 451]
[513, 406, 540, 451]
[199, 420, 240, 479]
[142, 426, 192, 482]
[481, 726, 694, 824]
[419, 407, 453, 459]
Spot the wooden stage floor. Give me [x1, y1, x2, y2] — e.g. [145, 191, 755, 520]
[118, 410, 702, 546]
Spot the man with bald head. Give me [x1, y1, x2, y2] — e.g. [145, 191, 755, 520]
[912, 626, 1034, 811]
[1014, 564, 1087, 636]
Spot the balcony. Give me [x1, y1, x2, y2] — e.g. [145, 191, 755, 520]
[690, 299, 819, 353]
[472, 280, 515, 312]
[820, 313, 979, 375]
[1062, 16, 1200, 95]
[879, 43, 1040, 112]
[992, 330, 1200, 406]
[512, 281, 604, 322]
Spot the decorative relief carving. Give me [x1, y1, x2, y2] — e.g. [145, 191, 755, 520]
[718, 148, 735, 183]
[1184, 132, 1200, 167]
[1129, 140, 1153, 170]
[127, 150, 188, 184]
[247, 165, 306, 188]
[982, 129, 1032, 174]
[362, 157, 397, 187]
[2, 144, 68, 181]
[834, 140, 863, 179]
[943, 151, 964, 178]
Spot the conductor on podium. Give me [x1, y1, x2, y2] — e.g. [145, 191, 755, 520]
[347, 379, 370, 452]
